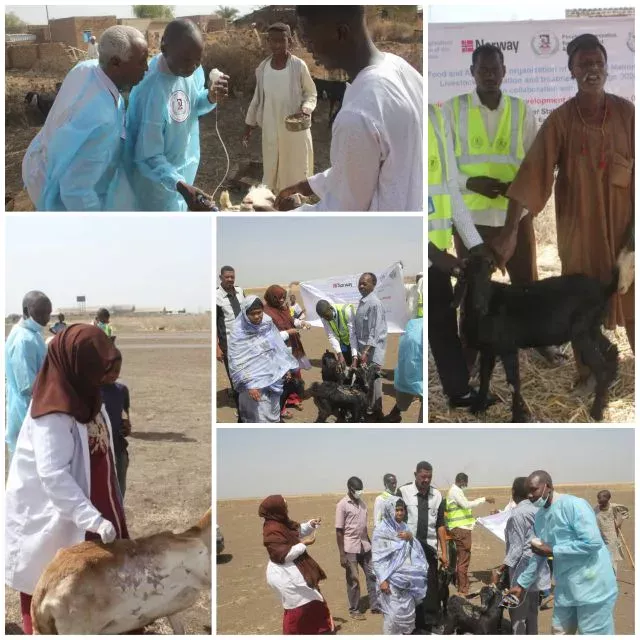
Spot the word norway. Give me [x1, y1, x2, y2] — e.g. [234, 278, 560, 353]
[473, 38, 520, 53]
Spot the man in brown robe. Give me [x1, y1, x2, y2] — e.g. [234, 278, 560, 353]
[492, 33, 634, 383]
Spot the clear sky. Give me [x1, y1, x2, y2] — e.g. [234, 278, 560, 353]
[6, 4, 260, 24]
[5, 216, 212, 314]
[428, 1, 628, 23]
[217, 428, 635, 499]
[217, 217, 423, 287]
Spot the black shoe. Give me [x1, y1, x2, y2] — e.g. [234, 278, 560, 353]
[449, 388, 497, 409]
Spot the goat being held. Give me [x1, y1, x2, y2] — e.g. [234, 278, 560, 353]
[459, 253, 619, 422]
[443, 584, 504, 635]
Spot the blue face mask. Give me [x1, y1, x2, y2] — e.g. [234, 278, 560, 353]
[23, 317, 46, 332]
[532, 485, 550, 508]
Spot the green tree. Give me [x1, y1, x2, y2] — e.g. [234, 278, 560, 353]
[217, 6, 240, 21]
[6, 11, 27, 34]
[131, 5, 174, 19]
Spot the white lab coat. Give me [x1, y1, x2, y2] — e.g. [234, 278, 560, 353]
[5, 406, 116, 594]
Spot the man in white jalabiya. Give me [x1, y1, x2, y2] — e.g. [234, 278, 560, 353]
[243, 22, 317, 193]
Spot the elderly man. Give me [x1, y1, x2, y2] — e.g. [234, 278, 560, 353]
[22, 26, 149, 211]
[510, 470, 618, 634]
[5, 291, 52, 457]
[123, 19, 229, 211]
[493, 33, 635, 387]
[354, 272, 388, 420]
[275, 5, 423, 211]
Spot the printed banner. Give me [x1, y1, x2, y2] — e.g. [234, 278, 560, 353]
[299, 262, 409, 333]
[476, 510, 513, 542]
[428, 17, 635, 123]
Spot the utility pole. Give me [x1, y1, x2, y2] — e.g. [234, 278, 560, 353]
[45, 5, 51, 42]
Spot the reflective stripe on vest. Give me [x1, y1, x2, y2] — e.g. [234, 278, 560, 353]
[445, 497, 475, 529]
[452, 94, 525, 214]
[428, 104, 454, 251]
[329, 304, 352, 345]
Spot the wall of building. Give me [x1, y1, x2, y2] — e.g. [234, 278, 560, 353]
[49, 15, 116, 49]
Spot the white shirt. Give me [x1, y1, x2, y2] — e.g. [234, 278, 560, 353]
[5, 407, 115, 594]
[446, 484, 486, 531]
[215, 285, 246, 337]
[265, 521, 323, 609]
[428, 106, 483, 268]
[320, 305, 358, 357]
[87, 42, 99, 59]
[443, 90, 538, 227]
[298, 53, 423, 211]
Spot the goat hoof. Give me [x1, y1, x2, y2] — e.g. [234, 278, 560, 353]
[590, 406, 604, 422]
[512, 413, 532, 423]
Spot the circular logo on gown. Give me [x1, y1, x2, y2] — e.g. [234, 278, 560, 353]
[169, 90, 190, 123]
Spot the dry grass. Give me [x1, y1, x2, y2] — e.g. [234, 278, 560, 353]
[369, 19, 420, 44]
[428, 201, 635, 424]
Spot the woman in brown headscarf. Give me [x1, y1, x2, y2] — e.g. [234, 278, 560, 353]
[264, 285, 310, 417]
[259, 495, 334, 634]
[5, 325, 129, 635]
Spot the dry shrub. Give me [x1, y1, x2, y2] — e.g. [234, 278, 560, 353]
[369, 19, 418, 44]
[203, 30, 267, 95]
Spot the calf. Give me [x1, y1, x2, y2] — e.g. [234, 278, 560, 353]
[443, 584, 504, 635]
[31, 508, 211, 635]
[312, 78, 347, 126]
[459, 253, 619, 422]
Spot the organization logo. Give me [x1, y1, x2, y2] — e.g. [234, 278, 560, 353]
[471, 135, 484, 149]
[496, 138, 508, 151]
[531, 31, 560, 57]
[627, 32, 635, 52]
[332, 282, 353, 289]
[169, 90, 190, 123]
[461, 39, 474, 53]
[428, 154, 440, 171]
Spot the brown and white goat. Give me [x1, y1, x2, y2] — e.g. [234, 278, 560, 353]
[31, 508, 211, 635]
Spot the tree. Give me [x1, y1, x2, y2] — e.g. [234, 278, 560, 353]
[131, 5, 174, 19]
[217, 6, 240, 21]
[6, 11, 27, 34]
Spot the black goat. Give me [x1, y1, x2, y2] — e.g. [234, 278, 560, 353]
[25, 83, 61, 120]
[312, 78, 346, 126]
[438, 566, 455, 618]
[309, 364, 378, 423]
[320, 350, 346, 383]
[459, 254, 619, 422]
[443, 584, 504, 635]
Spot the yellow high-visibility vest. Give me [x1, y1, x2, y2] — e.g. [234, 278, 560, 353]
[445, 497, 475, 529]
[417, 290, 423, 318]
[428, 104, 454, 251]
[328, 304, 353, 345]
[451, 93, 526, 217]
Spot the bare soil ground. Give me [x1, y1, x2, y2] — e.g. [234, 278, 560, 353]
[5, 319, 212, 635]
[216, 284, 422, 424]
[216, 484, 635, 635]
[428, 202, 635, 423]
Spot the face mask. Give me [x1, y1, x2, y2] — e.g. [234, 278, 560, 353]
[24, 317, 46, 331]
[353, 489, 363, 499]
[532, 485, 549, 508]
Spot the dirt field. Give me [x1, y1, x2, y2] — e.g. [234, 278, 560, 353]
[5, 35, 423, 209]
[5, 319, 212, 635]
[216, 284, 422, 424]
[216, 484, 635, 635]
[428, 203, 635, 423]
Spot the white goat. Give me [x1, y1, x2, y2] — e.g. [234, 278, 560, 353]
[219, 185, 308, 211]
[31, 508, 211, 635]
